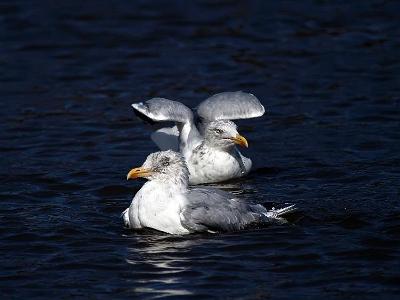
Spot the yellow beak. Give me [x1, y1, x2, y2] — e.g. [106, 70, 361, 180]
[126, 167, 153, 180]
[230, 134, 249, 148]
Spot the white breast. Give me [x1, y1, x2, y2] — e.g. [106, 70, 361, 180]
[187, 147, 252, 184]
[127, 182, 190, 235]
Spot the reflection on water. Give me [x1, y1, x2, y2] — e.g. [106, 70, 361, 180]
[125, 235, 197, 297]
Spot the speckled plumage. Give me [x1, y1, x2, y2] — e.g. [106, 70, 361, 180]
[187, 137, 252, 184]
[122, 151, 296, 234]
[131, 91, 265, 184]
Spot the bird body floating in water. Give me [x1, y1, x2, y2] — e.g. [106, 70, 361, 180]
[122, 150, 296, 235]
[131, 91, 265, 184]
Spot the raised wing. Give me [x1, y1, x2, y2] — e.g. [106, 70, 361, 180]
[132, 98, 201, 152]
[150, 126, 179, 151]
[196, 91, 265, 121]
[132, 98, 194, 123]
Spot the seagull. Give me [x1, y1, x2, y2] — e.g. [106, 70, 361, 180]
[122, 150, 296, 235]
[131, 91, 265, 184]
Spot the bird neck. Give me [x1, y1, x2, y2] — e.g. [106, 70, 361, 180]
[204, 138, 236, 151]
[178, 121, 201, 159]
[152, 171, 189, 193]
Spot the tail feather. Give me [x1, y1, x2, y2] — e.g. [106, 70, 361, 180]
[264, 204, 297, 222]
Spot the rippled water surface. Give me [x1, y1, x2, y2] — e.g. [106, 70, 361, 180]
[1, 1, 400, 299]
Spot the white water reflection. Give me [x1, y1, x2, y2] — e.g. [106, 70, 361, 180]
[124, 233, 221, 297]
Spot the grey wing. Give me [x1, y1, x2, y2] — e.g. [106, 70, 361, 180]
[150, 126, 179, 151]
[196, 91, 265, 121]
[181, 188, 267, 232]
[132, 98, 201, 151]
[132, 98, 194, 123]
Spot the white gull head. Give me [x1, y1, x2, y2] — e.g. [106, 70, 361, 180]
[203, 120, 248, 150]
[127, 150, 189, 188]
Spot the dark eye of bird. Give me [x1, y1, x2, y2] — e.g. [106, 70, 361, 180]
[214, 129, 223, 134]
[161, 158, 170, 166]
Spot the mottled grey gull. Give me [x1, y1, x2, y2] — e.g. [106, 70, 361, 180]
[122, 150, 295, 234]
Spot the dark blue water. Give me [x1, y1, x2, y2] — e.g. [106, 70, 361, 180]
[1, 1, 400, 299]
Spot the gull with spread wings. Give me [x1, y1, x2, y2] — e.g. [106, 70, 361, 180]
[131, 91, 265, 184]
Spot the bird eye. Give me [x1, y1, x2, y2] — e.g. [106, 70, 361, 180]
[214, 129, 223, 134]
[162, 159, 170, 166]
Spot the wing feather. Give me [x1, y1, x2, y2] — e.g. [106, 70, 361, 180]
[150, 126, 179, 151]
[181, 188, 265, 232]
[132, 98, 199, 151]
[132, 98, 193, 123]
[196, 91, 265, 121]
